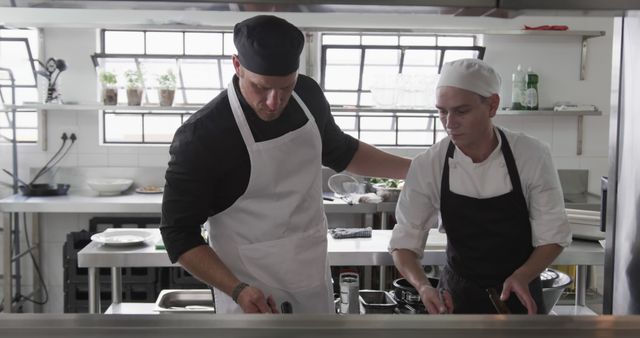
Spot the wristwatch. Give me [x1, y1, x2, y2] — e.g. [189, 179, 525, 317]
[231, 282, 249, 303]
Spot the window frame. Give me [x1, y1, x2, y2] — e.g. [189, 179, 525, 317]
[94, 29, 233, 145]
[320, 33, 484, 147]
[0, 36, 39, 145]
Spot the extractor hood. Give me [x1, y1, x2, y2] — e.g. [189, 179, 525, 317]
[1, 0, 639, 17]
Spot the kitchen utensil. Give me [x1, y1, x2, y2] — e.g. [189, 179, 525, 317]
[90, 229, 154, 246]
[19, 183, 70, 197]
[328, 173, 359, 205]
[339, 272, 360, 314]
[391, 278, 427, 313]
[486, 288, 511, 314]
[280, 301, 292, 314]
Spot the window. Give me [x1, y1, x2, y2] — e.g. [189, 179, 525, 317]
[321, 33, 483, 147]
[95, 29, 235, 144]
[0, 29, 39, 144]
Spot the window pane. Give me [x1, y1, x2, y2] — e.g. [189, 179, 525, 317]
[362, 65, 399, 92]
[326, 48, 361, 64]
[333, 115, 356, 130]
[144, 114, 182, 142]
[360, 131, 395, 145]
[0, 40, 35, 85]
[364, 49, 400, 65]
[1, 87, 39, 104]
[362, 35, 398, 46]
[185, 89, 220, 104]
[324, 66, 360, 90]
[359, 92, 373, 106]
[0, 28, 39, 57]
[400, 35, 436, 46]
[15, 111, 37, 128]
[404, 50, 438, 66]
[398, 131, 429, 145]
[105, 31, 144, 54]
[181, 60, 221, 87]
[443, 50, 476, 63]
[398, 116, 430, 130]
[185, 32, 223, 55]
[221, 59, 235, 85]
[104, 113, 142, 142]
[147, 32, 183, 55]
[0, 128, 37, 143]
[223, 33, 236, 55]
[324, 91, 358, 106]
[322, 34, 360, 45]
[361, 116, 393, 130]
[438, 36, 475, 46]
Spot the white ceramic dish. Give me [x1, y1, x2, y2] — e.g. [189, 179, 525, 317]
[87, 178, 133, 196]
[91, 229, 154, 246]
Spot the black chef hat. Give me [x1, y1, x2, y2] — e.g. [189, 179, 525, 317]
[233, 15, 304, 76]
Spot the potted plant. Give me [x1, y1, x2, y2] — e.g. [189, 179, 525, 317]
[99, 70, 118, 105]
[157, 69, 176, 107]
[124, 68, 144, 106]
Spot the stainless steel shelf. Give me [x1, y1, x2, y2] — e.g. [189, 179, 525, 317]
[332, 106, 601, 155]
[2, 103, 201, 111]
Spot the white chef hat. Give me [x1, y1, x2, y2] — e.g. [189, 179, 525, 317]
[436, 58, 501, 97]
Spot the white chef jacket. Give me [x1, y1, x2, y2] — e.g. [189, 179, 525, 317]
[389, 127, 572, 258]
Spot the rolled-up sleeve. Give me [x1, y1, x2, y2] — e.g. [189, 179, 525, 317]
[388, 152, 441, 258]
[526, 145, 572, 248]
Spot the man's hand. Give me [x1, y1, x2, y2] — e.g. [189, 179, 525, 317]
[501, 273, 537, 314]
[417, 284, 453, 314]
[236, 286, 279, 313]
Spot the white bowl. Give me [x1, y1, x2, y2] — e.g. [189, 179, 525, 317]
[87, 178, 133, 196]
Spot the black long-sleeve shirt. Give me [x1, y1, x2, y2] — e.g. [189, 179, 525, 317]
[160, 74, 359, 263]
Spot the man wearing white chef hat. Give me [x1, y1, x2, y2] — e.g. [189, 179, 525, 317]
[390, 58, 571, 314]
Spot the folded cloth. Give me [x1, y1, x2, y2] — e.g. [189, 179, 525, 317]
[329, 227, 372, 239]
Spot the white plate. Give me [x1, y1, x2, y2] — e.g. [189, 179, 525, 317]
[91, 230, 154, 247]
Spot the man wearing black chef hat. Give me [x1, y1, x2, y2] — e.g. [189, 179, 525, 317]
[161, 15, 410, 314]
[389, 59, 572, 315]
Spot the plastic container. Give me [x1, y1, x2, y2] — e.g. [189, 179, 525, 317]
[524, 67, 539, 110]
[510, 64, 526, 110]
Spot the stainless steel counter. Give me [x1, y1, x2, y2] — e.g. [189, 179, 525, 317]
[77, 228, 604, 314]
[0, 313, 639, 338]
[0, 191, 376, 313]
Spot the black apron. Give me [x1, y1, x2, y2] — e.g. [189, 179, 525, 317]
[438, 128, 545, 314]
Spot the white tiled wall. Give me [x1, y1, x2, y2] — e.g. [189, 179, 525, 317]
[0, 13, 614, 313]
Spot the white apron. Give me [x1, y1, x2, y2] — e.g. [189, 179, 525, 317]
[207, 80, 333, 314]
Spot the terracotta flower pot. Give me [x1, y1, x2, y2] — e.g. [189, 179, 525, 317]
[159, 89, 175, 107]
[102, 87, 118, 105]
[127, 88, 143, 106]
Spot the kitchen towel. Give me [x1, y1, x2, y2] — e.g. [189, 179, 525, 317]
[329, 227, 372, 239]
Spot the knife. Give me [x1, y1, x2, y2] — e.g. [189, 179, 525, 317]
[486, 288, 511, 314]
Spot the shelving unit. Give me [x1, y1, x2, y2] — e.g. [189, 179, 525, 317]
[331, 106, 602, 155]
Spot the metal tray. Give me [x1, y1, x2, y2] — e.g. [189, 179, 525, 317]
[359, 290, 397, 314]
[154, 289, 215, 314]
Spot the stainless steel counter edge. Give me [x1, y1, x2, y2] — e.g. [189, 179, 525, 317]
[0, 314, 638, 338]
[0, 192, 378, 213]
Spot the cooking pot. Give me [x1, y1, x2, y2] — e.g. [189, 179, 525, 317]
[391, 278, 427, 313]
